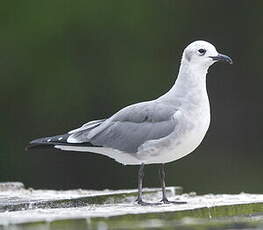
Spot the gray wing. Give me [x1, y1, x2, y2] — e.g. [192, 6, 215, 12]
[68, 101, 178, 153]
[68, 119, 106, 135]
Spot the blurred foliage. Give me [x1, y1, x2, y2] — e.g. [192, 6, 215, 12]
[0, 0, 262, 193]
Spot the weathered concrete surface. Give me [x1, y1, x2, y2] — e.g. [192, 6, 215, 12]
[1, 182, 263, 230]
[0, 182, 181, 212]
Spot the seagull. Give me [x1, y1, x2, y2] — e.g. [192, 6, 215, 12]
[27, 40, 232, 205]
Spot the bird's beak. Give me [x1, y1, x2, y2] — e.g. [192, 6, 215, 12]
[210, 53, 233, 64]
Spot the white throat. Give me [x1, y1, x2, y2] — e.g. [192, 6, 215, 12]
[159, 60, 210, 106]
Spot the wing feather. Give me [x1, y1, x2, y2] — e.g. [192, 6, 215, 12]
[68, 101, 177, 153]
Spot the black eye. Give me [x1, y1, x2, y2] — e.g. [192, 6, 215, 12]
[198, 49, 206, 55]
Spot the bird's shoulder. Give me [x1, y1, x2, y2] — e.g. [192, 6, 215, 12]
[111, 100, 178, 123]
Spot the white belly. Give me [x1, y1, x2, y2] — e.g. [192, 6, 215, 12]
[141, 125, 209, 164]
[136, 104, 211, 165]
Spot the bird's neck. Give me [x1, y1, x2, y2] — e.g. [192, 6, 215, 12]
[160, 61, 209, 106]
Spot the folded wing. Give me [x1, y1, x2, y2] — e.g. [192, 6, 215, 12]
[68, 101, 177, 153]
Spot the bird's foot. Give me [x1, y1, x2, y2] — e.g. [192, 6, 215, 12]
[136, 198, 162, 206]
[161, 198, 187, 204]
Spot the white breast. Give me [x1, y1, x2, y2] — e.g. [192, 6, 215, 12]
[137, 96, 211, 165]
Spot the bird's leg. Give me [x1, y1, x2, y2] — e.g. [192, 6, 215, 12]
[136, 163, 145, 204]
[135, 163, 162, 205]
[159, 163, 169, 203]
[136, 163, 144, 202]
[159, 164, 186, 204]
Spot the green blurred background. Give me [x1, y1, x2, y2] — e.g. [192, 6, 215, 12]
[0, 0, 262, 194]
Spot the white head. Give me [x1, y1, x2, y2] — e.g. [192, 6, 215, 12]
[182, 40, 232, 70]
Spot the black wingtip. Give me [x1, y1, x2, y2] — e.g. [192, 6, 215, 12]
[26, 139, 55, 151]
[26, 134, 70, 151]
[26, 133, 99, 151]
[25, 139, 39, 151]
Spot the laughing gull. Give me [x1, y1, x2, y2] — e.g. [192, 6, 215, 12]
[27, 40, 232, 205]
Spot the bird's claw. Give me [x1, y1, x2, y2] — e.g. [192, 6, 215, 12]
[136, 198, 162, 206]
[161, 198, 187, 204]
